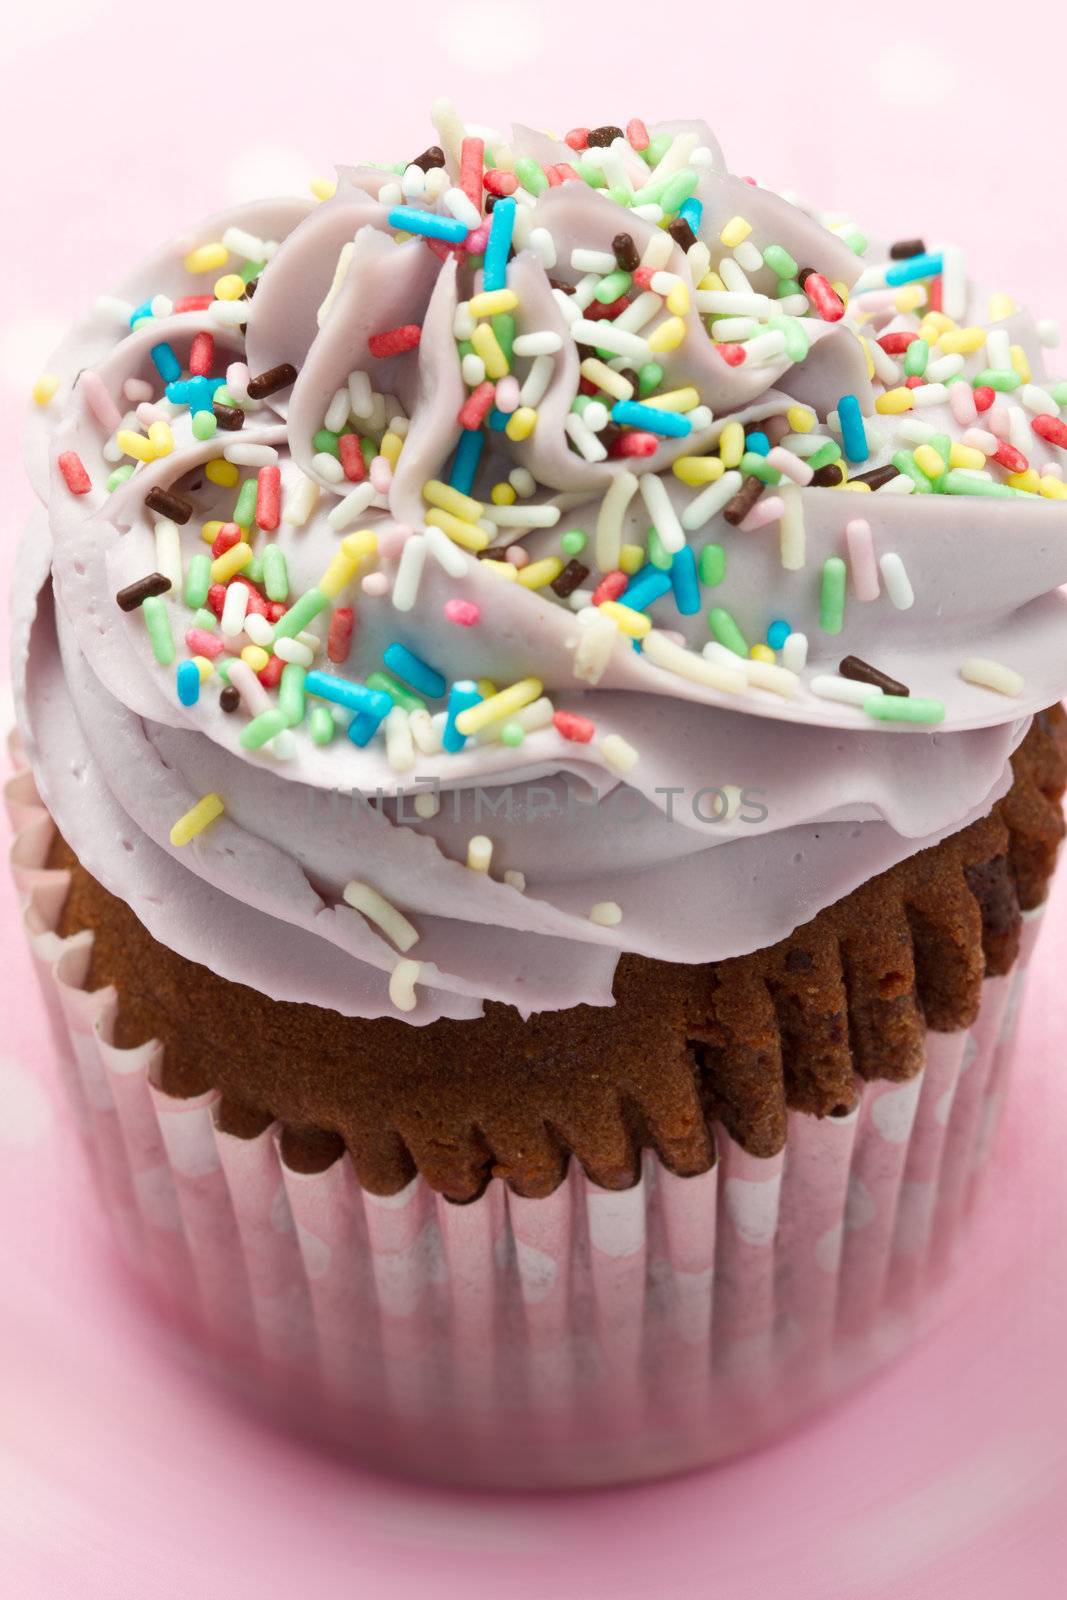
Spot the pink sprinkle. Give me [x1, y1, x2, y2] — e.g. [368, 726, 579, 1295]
[136, 402, 166, 427]
[444, 598, 480, 627]
[846, 518, 880, 603]
[377, 524, 411, 561]
[950, 381, 977, 427]
[339, 433, 366, 482]
[189, 331, 215, 378]
[185, 628, 225, 658]
[739, 494, 784, 533]
[58, 451, 91, 495]
[494, 375, 520, 414]
[564, 127, 590, 151]
[370, 455, 392, 494]
[609, 431, 657, 459]
[505, 544, 528, 567]
[626, 118, 650, 151]
[765, 446, 813, 485]
[986, 402, 1011, 441]
[459, 136, 485, 207]
[362, 572, 390, 598]
[633, 266, 657, 291]
[328, 607, 354, 663]
[591, 570, 627, 606]
[78, 369, 122, 431]
[123, 377, 154, 403]
[465, 222, 491, 255]
[553, 709, 595, 742]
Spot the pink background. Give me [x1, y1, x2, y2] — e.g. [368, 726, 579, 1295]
[2, 2, 1066, 1592]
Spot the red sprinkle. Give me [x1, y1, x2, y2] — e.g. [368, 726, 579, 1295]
[174, 294, 213, 313]
[233, 575, 270, 616]
[211, 521, 242, 559]
[327, 606, 354, 663]
[878, 331, 919, 354]
[457, 381, 496, 431]
[545, 164, 564, 188]
[973, 386, 995, 412]
[633, 266, 658, 291]
[578, 377, 599, 397]
[553, 710, 595, 743]
[207, 584, 227, 619]
[266, 601, 287, 624]
[185, 628, 225, 659]
[585, 294, 630, 322]
[804, 273, 845, 322]
[609, 431, 658, 458]
[444, 598, 481, 627]
[927, 276, 943, 313]
[188, 331, 215, 377]
[591, 570, 628, 606]
[564, 127, 590, 151]
[904, 375, 924, 389]
[1032, 414, 1067, 449]
[483, 168, 518, 197]
[459, 136, 485, 208]
[367, 324, 422, 359]
[338, 433, 366, 482]
[58, 451, 91, 495]
[552, 161, 581, 184]
[626, 118, 650, 151]
[255, 464, 280, 531]
[993, 441, 1029, 473]
[717, 343, 747, 367]
[257, 655, 284, 689]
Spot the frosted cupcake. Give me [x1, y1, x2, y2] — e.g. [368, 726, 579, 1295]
[10, 104, 1067, 1486]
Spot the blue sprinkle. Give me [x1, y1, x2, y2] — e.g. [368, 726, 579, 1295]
[837, 393, 869, 464]
[176, 660, 200, 706]
[767, 619, 791, 650]
[449, 428, 484, 495]
[150, 342, 182, 383]
[347, 696, 393, 747]
[383, 642, 446, 699]
[669, 545, 700, 616]
[678, 197, 704, 235]
[487, 408, 509, 431]
[166, 375, 226, 410]
[387, 206, 468, 244]
[305, 670, 387, 715]
[443, 680, 482, 752]
[611, 401, 692, 438]
[130, 299, 154, 327]
[884, 251, 944, 286]
[745, 430, 770, 456]
[621, 565, 672, 612]
[483, 196, 516, 292]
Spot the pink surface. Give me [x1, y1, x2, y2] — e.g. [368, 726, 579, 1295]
[3, 2, 1066, 1590]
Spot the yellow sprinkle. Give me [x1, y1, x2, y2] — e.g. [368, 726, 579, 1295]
[673, 455, 724, 487]
[913, 444, 946, 480]
[640, 386, 700, 413]
[832, 282, 850, 307]
[424, 508, 491, 552]
[750, 643, 775, 664]
[599, 600, 651, 638]
[476, 679, 498, 700]
[937, 326, 986, 355]
[858, 335, 875, 379]
[380, 430, 404, 468]
[504, 406, 537, 442]
[201, 520, 225, 544]
[491, 482, 517, 505]
[147, 420, 174, 456]
[241, 645, 270, 672]
[1039, 475, 1067, 499]
[169, 792, 225, 847]
[920, 311, 955, 340]
[1007, 469, 1042, 494]
[467, 835, 493, 873]
[787, 405, 816, 434]
[184, 243, 227, 275]
[455, 678, 543, 736]
[213, 273, 246, 301]
[471, 321, 509, 379]
[647, 316, 686, 354]
[517, 557, 563, 590]
[988, 293, 1016, 322]
[319, 551, 358, 598]
[116, 429, 157, 462]
[468, 288, 519, 318]
[210, 542, 253, 582]
[340, 529, 378, 566]
[719, 216, 752, 248]
[698, 271, 725, 293]
[875, 387, 914, 415]
[719, 420, 745, 467]
[1010, 344, 1031, 383]
[666, 281, 690, 317]
[205, 458, 240, 487]
[478, 559, 518, 580]
[949, 443, 987, 471]
[893, 284, 926, 313]
[619, 543, 645, 574]
[193, 656, 215, 681]
[842, 479, 871, 491]
[580, 357, 633, 400]
[310, 176, 337, 202]
[33, 373, 60, 406]
[423, 479, 483, 522]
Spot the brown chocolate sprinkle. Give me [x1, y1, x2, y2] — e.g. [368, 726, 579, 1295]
[587, 125, 624, 147]
[889, 238, 926, 260]
[551, 558, 590, 598]
[612, 232, 640, 272]
[116, 572, 172, 612]
[840, 655, 910, 697]
[797, 266, 815, 288]
[667, 218, 697, 252]
[548, 276, 576, 296]
[811, 462, 846, 487]
[212, 401, 244, 431]
[244, 278, 257, 300]
[219, 684, 241, 713]
[849, 463, 898, 490]
[144, 486, 193, 524]
[723, 475, 765, 526]
[411, 145, 446, 172]
[247, 363, 298, 401]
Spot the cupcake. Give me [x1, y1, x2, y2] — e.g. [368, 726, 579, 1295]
[10, 105, 1067, 1487]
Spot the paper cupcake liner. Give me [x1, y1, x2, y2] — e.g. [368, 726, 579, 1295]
[6, 753, 1045, 1487]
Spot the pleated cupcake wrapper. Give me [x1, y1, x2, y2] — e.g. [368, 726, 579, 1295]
[6, 751, 1044, 1487]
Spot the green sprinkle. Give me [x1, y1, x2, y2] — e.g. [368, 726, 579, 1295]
[365, 670, 426, 713]
[560, 529, 587, 556]
[892, 449, 934, 492]
[514, 156, 548, 196]
[241, 258, 265, 284]
[312, 427, 342, 457]
[840, 228, 868, 255]
[647, 525, 673, 570]
[192, 410, 217, 441]
[456, 339, 475, 361]
[500, 721, 525, 748]
[184, 552, 211, 610]
[1050, 381, 1067, 407]
[762, 244, 798, 279]
[272, 586, 328, 640]
[927, 432, 952, 467]
[698, 543, 726, 586]
[637, 362, 664, 399]
[653, 167, 698, 214]
[820, 556, 847, 635]
[233, 478, 257, 527]
[942, 469, 1017, 498]
[215, 658, 232, 684]
[308, 704, 336, 745]
[595, 269, 632, 304]
[278, 663, 306, 727]
[972, 369, 1021, 392]
[768, 315, 808, 363]
[641, 132, 673, 168]
[142, 595, 175, 664]
[262, 544, 289, 601]
[107, 464, 135, 493]
[608, 184, 634, 207]
[492, 311, 515, 366]
[571, 394, 593, 417]
[577, 158, 608, 188]
[776, 278, 803, 300]
[806, 440, 842, 471]
[708, 607, 748, 657]
[864, 695, 945, 725]
[240, 708, 289, 749]
[903, 339, 929, 378]
[741, 452, 781, 484]
[360, 436, 377, 470]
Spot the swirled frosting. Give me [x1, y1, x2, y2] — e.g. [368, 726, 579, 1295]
[16, 107, 1067, 1022]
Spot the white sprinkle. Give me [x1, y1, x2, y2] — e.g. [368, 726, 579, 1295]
[509, 467, 536, 497]
[453, 300, 475, 341]
[643, 629, 746, 694]
[590, 901, 622, 927]
[243, 612, 275, 648]
[413, 786, 440, 817]
[343, 880, 418, 951]
[1021, 383, 1058, 415]
[639, 473, 685, 554]
[718, 258, 753, 295]
[392, 534, 427, 611]
[512, 330, 562, 357]
[986, 328, 1012, 368]
[571, 274, 600, 311]
[384, 706, 415, 772]
[527, 227, 557, 270]
[595, 469, 639, 570]
[639, 229, 675, 271]
[503, 869, 526, 892]
[680, 468, 742, 532]
[745, 329, 788, 365]
[925, 353, 965, 383]
[733, 239, 763, 273]
[311, 451, 344, 484]
[462, 352, 487, 387]
[327, 481, 377, 530]
[912, 382, 949, 409]
[879, 552, 914, 610]
[423, 523, 471, 578]
[811, 675, 882, 706]
[746, 659, 799, 698]
[867, 338, 901, 387]
[283, 474, 320, 527]
[781, 632, 808, 673]
[211, 299, 252, 329]
[389, 958, 421, 1013]
[695, 289, 774, 317]
[552, 288, 580, 327]
[223, 441, 278, 466]
[1037, 319, 1060, 349]
[223, 225, 267, 262]
[153, 518, 182, 590]
[273, 635, 313, 666]
[564, 411, 608, 462]
[571, 247, 616, 275]
[570, 319, 652, 363]
[961, 657, 1024, 697]
[519, 353, 554, 408]
[324, 386, 350, 433]
[599, 734, 639, 772]
[613, 291, 664, 336]
[443, 187, 482, 229]
[467, 835, 493, 873]
[348, 368, 373, 418]
[401, 164, 426, 201]
[572, 611, 618, 685]
[482, 503, 559, 528]
[940, 245, 967, 321]
[220, 581, 248, 640]
[584, 401, 610, 432]
[410, 711, 443, 757]
[778, 482, 806, 570]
